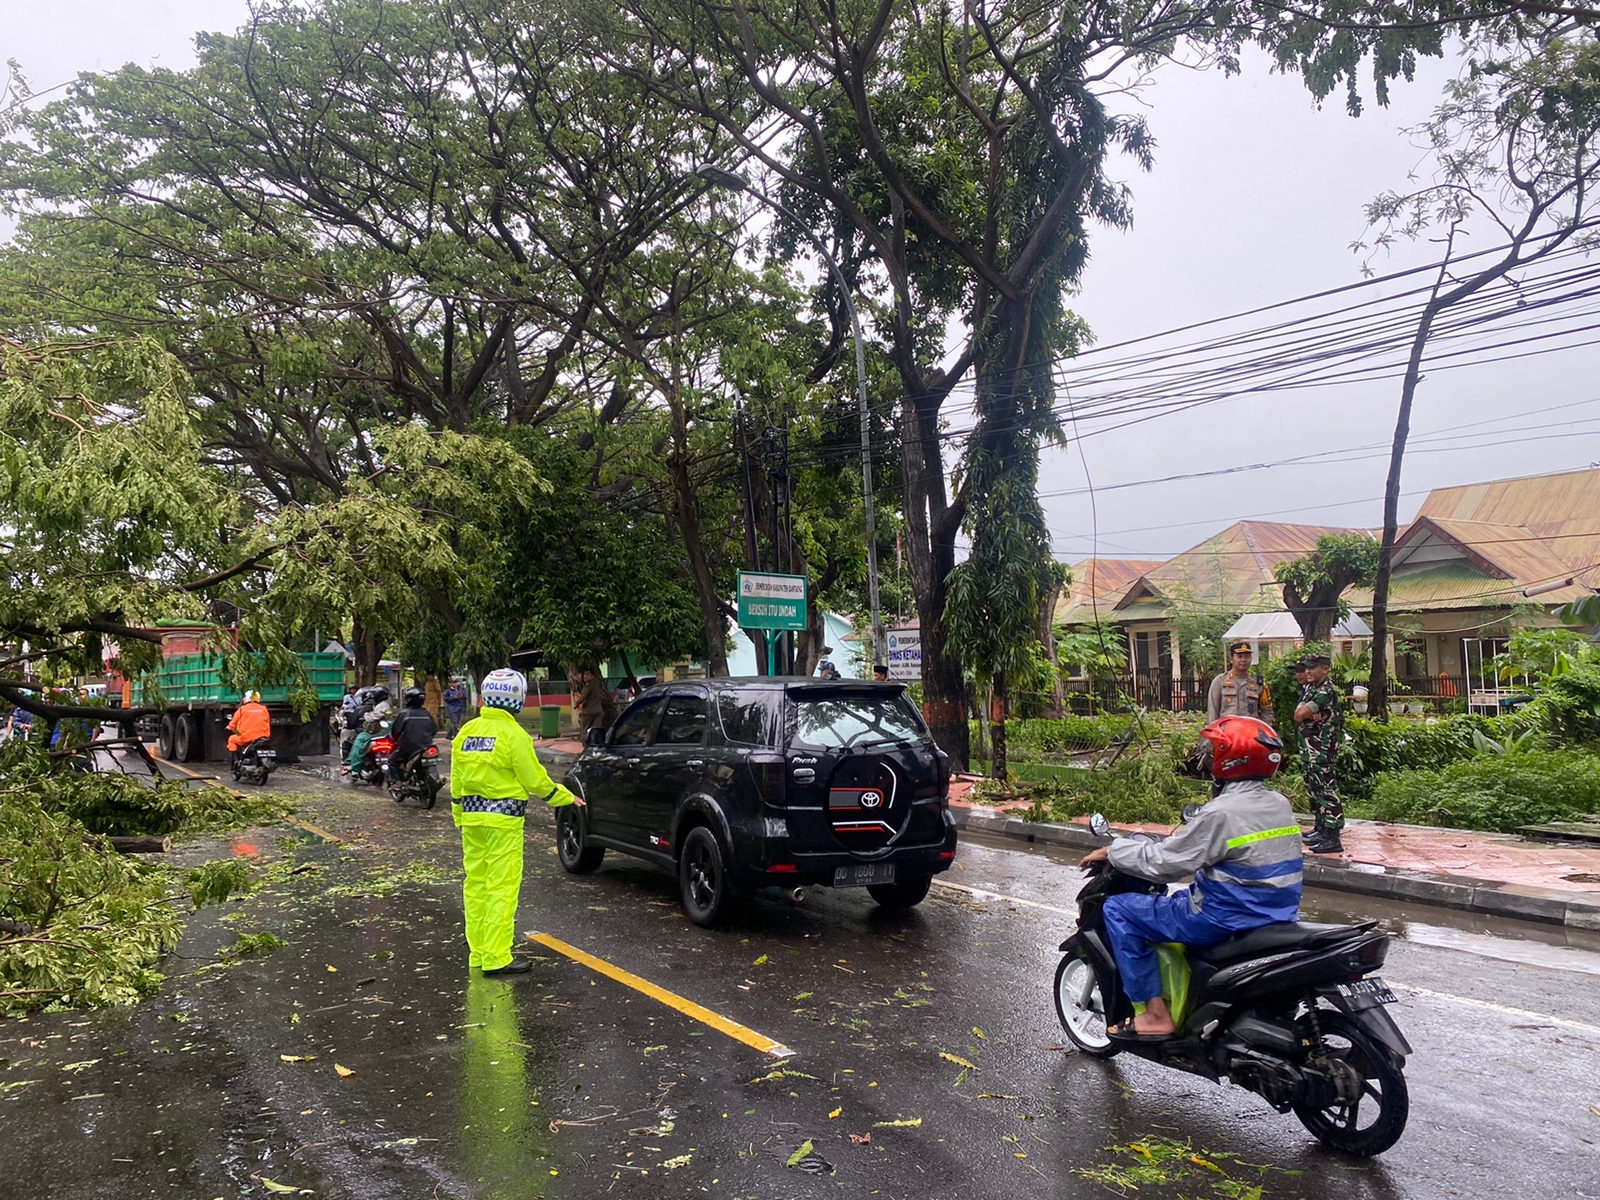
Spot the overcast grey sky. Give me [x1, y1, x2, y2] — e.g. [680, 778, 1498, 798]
[7, 7, 1599, 562]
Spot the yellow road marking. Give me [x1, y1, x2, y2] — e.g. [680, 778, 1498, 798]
[527, 931, 795, 1059]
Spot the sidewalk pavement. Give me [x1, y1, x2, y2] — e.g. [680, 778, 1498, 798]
[948, 787, 1600, 930]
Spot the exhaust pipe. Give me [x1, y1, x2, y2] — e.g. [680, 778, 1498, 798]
[789, 886, 807, 903]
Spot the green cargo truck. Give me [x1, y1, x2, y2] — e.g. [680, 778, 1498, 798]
[128, 650, 346, 763]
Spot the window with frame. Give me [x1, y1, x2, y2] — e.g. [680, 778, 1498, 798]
[717, 690, 779, 747]
[610, 696, 665, 746]
[655, 692, 709, 745]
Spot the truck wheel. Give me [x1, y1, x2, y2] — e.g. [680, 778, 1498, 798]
[174, 714, 200, 763]
[157, 716, 176, 760]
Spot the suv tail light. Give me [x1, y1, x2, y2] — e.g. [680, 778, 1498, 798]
[748, 752, 786, 808]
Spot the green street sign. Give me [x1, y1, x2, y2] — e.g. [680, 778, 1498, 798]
[737, 571, 808, 632]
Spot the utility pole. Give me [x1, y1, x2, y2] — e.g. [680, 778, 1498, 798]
[736, 400, 768, 675]
[694, 164, 885, 675]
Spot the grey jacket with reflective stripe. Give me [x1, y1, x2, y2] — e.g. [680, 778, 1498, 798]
[1106, 779, 1303, 926]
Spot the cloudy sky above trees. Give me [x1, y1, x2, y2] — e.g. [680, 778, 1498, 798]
[8, 3, 1598, 561]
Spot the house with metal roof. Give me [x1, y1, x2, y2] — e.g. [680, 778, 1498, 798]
[1348, 465, 1600, 708]
[1057, 522, 1370, 708]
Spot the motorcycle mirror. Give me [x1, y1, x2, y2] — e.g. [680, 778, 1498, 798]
[1181, 803, 1204, 824]
[1088, 812, 1110, 839]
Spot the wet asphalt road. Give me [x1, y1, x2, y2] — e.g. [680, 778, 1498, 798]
[3, 772, 1598, 1200]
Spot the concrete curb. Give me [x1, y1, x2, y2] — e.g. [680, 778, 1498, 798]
[950, 806, 1600, 931]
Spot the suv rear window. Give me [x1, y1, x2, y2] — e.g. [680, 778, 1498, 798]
[788, 691, 929, 751]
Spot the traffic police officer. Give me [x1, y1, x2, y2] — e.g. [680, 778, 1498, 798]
[1293, 653, 1345, 855]
[451, 668, 580, 976]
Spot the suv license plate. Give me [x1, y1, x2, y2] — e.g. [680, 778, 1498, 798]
[834, 863, 896, 888]
[1337, 977, 1398, 1009]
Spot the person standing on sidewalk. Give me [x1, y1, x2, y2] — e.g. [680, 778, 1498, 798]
[443, 677, 468, 735]
[450, 668, 581, 976]
[574, 667, 606, 737]
[1206, 641, 1272, 723]
[1294, 653, 1345, 855]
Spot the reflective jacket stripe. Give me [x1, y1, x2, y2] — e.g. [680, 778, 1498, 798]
[1225, 825, 1301, 850]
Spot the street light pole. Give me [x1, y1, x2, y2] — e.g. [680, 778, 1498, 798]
[694, 164, 886, 674]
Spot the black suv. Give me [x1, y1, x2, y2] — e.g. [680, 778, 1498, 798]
[558, 678, 958, 926]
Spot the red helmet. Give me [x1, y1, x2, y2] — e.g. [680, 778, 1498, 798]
[1200, 716, 1283, 781]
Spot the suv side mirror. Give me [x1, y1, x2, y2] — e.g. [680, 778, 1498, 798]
[584, 727, 608, 748]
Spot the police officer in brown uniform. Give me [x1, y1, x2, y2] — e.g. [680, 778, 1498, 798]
[1207, 641, 1272, 724]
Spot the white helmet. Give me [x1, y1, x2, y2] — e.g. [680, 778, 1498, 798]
[480, 668, 527, 713]
[242, 690, 261, 703]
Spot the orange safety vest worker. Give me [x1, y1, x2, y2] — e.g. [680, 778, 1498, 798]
[227, 698, 272, 750]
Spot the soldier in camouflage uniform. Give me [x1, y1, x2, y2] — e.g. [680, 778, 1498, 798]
[1293, 653, 1345, 854]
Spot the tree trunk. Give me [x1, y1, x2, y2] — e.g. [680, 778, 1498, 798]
[902, 392, 969, 768]
[352, 618, 382, 688]
[1369, 304, 1438, 725]
[1038, 571, 1066, 718]
[990, 671, 1008, 783]
[667, 449, 729, 678]
[107, 835, 171, 854]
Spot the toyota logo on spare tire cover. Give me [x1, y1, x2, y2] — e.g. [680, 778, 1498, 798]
[826, 758, 901, 851]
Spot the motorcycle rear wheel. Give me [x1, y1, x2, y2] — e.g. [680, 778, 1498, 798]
[1054, 947, 1120, 1058]
[1292, 1010, 1408, 1157]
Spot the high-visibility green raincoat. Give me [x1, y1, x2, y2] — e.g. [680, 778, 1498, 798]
[451, 706, 576, 971]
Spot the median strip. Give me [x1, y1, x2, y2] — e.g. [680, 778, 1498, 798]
[526, 931, 795, 1059]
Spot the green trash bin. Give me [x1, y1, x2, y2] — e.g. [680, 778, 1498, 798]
[539, 705, 561, 739]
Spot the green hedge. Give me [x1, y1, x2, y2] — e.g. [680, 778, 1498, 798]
[1336, 710, 1537, 801]
[971, 714, 1136, 758]
[1369, 751, 1600, 832]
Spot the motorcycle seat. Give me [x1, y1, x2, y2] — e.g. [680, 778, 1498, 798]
[1191, 920, 1375, 966]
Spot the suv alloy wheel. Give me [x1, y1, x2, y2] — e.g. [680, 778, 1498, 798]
[556, 806, 605, 873]
[678, 825, 744, 928]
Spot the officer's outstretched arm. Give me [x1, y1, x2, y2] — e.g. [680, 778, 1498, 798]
[510, 735, 579, 807]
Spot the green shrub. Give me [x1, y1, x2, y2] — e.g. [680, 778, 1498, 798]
[1539, 664, 1600, 744]
[1336, 710, 1540, 801]
[1369, 750, 1600, 832]
[1004, 714, 1136, 756]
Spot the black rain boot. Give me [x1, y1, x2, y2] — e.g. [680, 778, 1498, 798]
[1305, 828, 1344, 855]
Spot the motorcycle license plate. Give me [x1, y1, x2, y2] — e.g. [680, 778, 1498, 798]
[834, 863, 896, 888]
[1337, 977, 1398, 1009]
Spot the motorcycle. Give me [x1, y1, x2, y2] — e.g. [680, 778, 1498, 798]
[232, 738, 277, 785]
[346, 732, 392, 787]
[386, 743, 443, 809]
[1055, 812, 1411, 1157]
